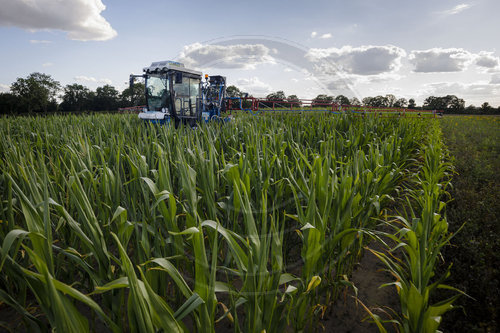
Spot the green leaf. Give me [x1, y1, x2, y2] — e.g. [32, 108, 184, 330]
[173, 292, 205, 321]
[93, 277, 129, 293]
[168, 227, 200, 236]
[0, 229, 31, 270]
[147, 258, 193, 299]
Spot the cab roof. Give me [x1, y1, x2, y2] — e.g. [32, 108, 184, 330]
[143, 60, 202, 76]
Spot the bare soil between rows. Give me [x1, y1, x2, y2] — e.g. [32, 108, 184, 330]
[321, 240, 399, 333]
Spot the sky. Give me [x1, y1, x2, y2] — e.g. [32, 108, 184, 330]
[0, 0, 499, 106]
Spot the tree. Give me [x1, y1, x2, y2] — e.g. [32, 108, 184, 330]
[120, 82, 146, 107]
[362, 97, 373, 106]
[465, 104, 477, 114]
[312, 94, 333, 106]
[93, 85, 119, 111]
[393, 98, 408, 108]
[265, 91, 286, 108]
[0, 93, 20, 114]
[349, 97, 361, 105]
[481, 102, 492, 114]
[10, 72, 60, 113]
[423, 95, 464, 113]
[408, 98, 416, 109]
[335, 94, 350, 105]
[385, 94, 397, 107]
[226, 85, 242, 98]
[447, 95, 465, 113]
[423, 96, 446, 110]
[287, 94, 301, 107]
[60, 84, 93, 111]
[363, 95, 389, 107]
[266, 91, 286, 101]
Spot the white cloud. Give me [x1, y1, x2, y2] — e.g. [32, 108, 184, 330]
[311, 32, 332, 39]
[354, 72, 404, 84]
[0, 83, 10, 92]
[420, 81, 500, 102]
[0, 0, 117, 41]
[410, 48, 500, 73]
[325, 79, 351, 91]
[284, 67, 293, 72]
[409, 48, 473, 72]
[178, 43, 276, 70]
[306, 45, 406, 75]
[29, 39, 53, 44]
[490, 74, 500, 84]
[475, 51, 500, 70]
[42, 62, 53, 67]
[441, 3, 472, 16]
[235, 77, 272, 95]
[75, 76, 112, 85]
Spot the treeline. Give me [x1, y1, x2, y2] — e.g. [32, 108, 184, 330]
[1, 72, 499, 115]
[228, 86, 500, 115]
[0, 72, 145, 114]
[305, 93, 498, 115]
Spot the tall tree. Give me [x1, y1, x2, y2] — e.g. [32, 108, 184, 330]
[480, 102, 491, 112]
[226, 85, 243, 97]
[408, 98, 416, 109]
[423, 95, 464, 113]
[93, 85, 119, 111]
[423, 96, 444, 110]
[349, 97, 361, 105]
[120, 82, 146, 106]
[0, 93, 20, 114]
[334, 94, 350, 105]
[363, 95, 389, 107]
[60, 84, 92, 111]
[465, 104, 477, 114]
[10, 72, 60, 113]
[264, 91, 286, 108]
[385, 94, 397, 107]
[447, 95, 465, 112]
[393, 98, 408, 108]
[287, 94, 301, 107]
[312, 94, 333, 106]
[266, 91, 286, 101]
[362, 97, 373, 106]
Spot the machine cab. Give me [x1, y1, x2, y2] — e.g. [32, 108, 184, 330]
[138, 61, 202, 125]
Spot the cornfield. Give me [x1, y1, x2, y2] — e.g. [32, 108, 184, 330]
[0, 113, 457, 332]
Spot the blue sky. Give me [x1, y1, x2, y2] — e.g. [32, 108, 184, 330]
[1, 0, 499, 106]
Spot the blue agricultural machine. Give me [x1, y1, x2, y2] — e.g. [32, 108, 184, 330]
[129, 60, 229, 126]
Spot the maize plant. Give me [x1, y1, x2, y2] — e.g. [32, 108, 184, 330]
[368, 120, 463, 332]
[0, 112, 451, 332]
